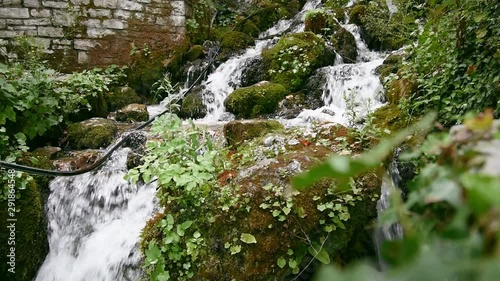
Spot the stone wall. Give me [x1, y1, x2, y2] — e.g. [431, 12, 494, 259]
[0, 0, 185, 69]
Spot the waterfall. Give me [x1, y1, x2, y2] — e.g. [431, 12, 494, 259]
[285, 23, 386, 127]
[35, 149, 157, 281]
[199, 0, 322, 122]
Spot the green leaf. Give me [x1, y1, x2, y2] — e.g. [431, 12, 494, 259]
[181, 220, 193, 230]
[308, 242, 330, 264]
[240, 233, 257, 244]
[277, 257, 286, 268]
[461, 174, 500, 214]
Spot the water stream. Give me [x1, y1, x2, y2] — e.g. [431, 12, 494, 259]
[35, 149, 157, 281]
[35, 0, 396, 279]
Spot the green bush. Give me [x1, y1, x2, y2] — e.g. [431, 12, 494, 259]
[401, 0, 500, 125]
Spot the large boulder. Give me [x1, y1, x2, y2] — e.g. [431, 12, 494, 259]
[223, 119, 284, 147]
[262, 32, 334, 91]
[116, 104, 149, 122]
[240, 58, 269, 87]
[224, 82, 289, 118]
[67, 118, 118, 149]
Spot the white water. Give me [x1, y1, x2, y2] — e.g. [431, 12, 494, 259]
[35, 149, 157, 281]
[284, 23, 386, 127]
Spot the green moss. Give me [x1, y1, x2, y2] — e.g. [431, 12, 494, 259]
[165, 40, 190, 84]
[252, 4, 287, 31]
[349, 5, 366, 25]
[224, 82, 289, 118]
[69, 91, 109, 122]
[219, 30, 255, 55]
[0, 154, 52, 281]
[334, 7, 346, 23]
[67, 118, 118, 149]
[370, 104, 408, 132]
[262, 32, 329, 91]
[386, 77, 417, 104]
[235, 19, 261, 38]
[185, 45, 205, 62]
[330, 27, 358, 63]
[179, 92, 207, 119]
[105, 86, 142, 112]
[223, 119, 284, 147]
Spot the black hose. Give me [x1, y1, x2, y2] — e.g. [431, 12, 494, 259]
[0, 44, 221, 177]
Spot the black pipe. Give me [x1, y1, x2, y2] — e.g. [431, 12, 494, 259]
[0, 45, 221, 177]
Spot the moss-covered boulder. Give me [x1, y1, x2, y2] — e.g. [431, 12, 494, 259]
[218, 30, 255, 58]
[262, 32, 333, 91]
[105, 86, 143, 112]
[376, 52, 405, 83]
[67, 118, 118, 149]
[140, 124, 381, 281]
[234, 17, 261, 38]
[179, 92, 207, 119]
[331, 27, 358, 63]
[0, 154, 53, 280]
[349, 4, 366, 25]
[224, 82, 289, 118]
[386, 77, 417, 104]
[223, 119, 284, 147]
[69, 91, 109, 122]
[116, 104, 149, 122]
[185, 45, 205, 62]
[251, 3, 290, 32]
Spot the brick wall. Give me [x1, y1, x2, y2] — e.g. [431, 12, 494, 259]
[0, 0, 186, 68]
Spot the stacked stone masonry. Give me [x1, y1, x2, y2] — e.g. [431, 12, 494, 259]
[0, 0, 185, 67]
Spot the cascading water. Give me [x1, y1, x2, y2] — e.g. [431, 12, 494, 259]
[200, 0, 322, 122]
[35, 149, 157, 281]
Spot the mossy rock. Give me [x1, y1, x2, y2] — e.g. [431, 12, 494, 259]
[349, 4, 366, 25]
[376, 52, 405, 83]
[0, 154, 52, 280]
[371, 104, 408, 132]
[223, 119, 284, 147]
[330, 26, 358, 63]
[179, 92, 207, 119]
[126, 53, 166, 100]
[240, 58, 268, 87]
[105, 86, 142, 112]
[235, 18, 260, 38]
[67, 118, 118, 149]
[251, 4, 288, 31]
[165, 40, 190, 85]
[116, 103, 149, 122]
[218, 30, 255, 57]
[185, 45, 205, 62]
[224, 82, 289, 118]
[68, 91, 109, 122]
[262, 32, 332, 92]
[386, 77, 417, 104]
[334, 7, 346, 23]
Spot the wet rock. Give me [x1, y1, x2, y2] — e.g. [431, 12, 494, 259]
[105, 86, 142, 112]
[67, 118, 118, 149]
[116, 104, 149, 122]
[302, 70, 328, 109]
[185, 45, 205, 62]
[321, 108, 336, 116]
[223, 119, 284, 147]
[179, 91, 207, 119]
[240, 58, 268, 87]
[330, 27, 358, 63]
[275, 93, 307, 119]
[349, 4, 366, 26]
[32, 146, 62, 159]
[126, 151, 145, 170]
[53, 150, 100, 171]
[124, 132, 147, 152]
[225, 82, 289, 118]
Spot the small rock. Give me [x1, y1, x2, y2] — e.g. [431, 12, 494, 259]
[116, 104, 149, 122]
[263, 136, 275, 147]
[32, 146, 61, 159]
[321, 108, 336, 116]
[124, 132, 147, 152]
[287, 139, 300, 146]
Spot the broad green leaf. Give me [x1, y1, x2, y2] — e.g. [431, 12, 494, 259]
[277, 257, 286, 268]
[240, 233, 257, 244]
